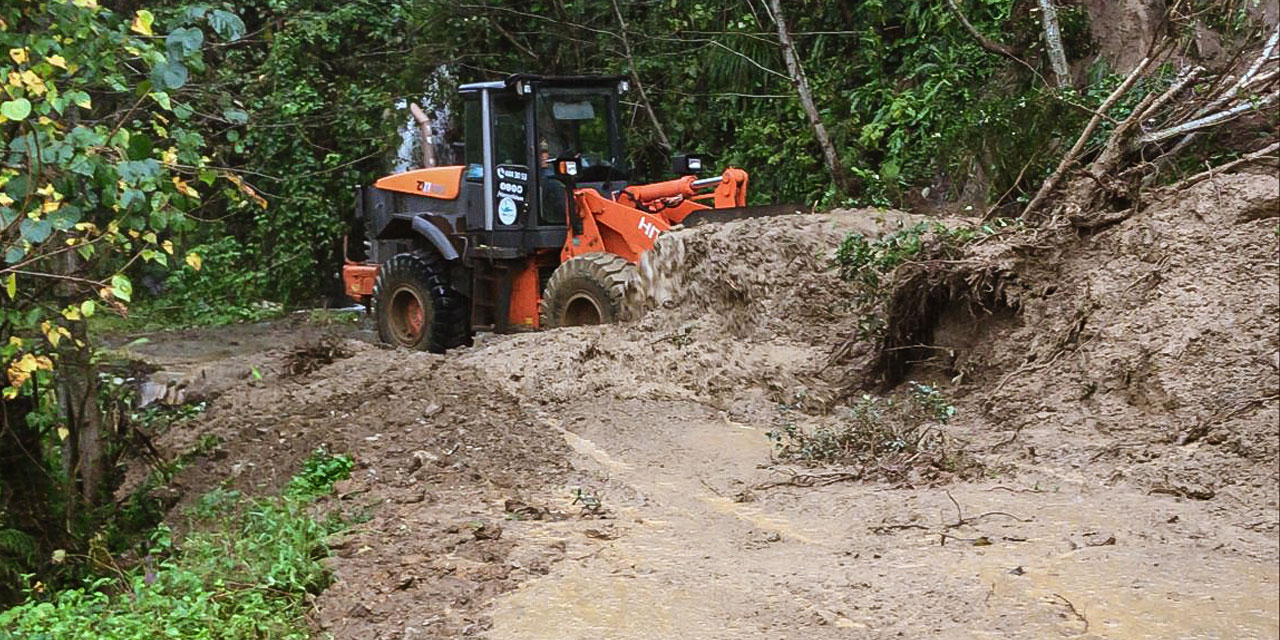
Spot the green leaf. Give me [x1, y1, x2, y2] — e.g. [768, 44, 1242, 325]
[223, 108, 249, 125]
[19, 218, 52, 244]
[48, 205, 80, 231]
[111, 274, 133, 303]
[152, 62, 188, 90]
[209, 10, 246, 41]
[119, 159, 160, 183]
[166, 27, 205, 58]
[1, 99, 32, 121]
[80, 300, 96, 318]
[4, 274, 15, 300]
[68, 154, 95, 177]
[127, 133, 154, 160]
[150, 92, 173, 111]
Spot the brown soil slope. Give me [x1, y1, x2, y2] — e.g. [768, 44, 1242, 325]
[143, 178, 1277, 639]
[930, 173, 1279, 510]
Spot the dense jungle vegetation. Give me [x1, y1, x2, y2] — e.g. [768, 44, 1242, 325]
[0, 0, 1274, 634]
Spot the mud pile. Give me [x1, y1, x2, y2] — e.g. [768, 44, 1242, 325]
[459, 209, 924, 411]
[924, 172, 1279, 509]
[634, 208, 918, 342]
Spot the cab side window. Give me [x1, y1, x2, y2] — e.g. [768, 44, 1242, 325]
[464, 100, 483, 181]
[493, 97, 526, 166]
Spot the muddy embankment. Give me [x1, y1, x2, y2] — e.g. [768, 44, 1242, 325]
[133, 174, 1277, 639]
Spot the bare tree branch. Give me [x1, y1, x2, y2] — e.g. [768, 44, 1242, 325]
[944, 0, 1040, 78]
[1167, 26, 1280, 154]
[1172, 141, 1280, 190]
[1139, 91, 1279, 145]
[1137, 66, 1204, 122]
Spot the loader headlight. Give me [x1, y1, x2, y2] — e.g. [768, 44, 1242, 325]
[671, 153, 707, 176]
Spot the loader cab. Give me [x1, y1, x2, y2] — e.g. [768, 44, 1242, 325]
[458, 75, 628, 252]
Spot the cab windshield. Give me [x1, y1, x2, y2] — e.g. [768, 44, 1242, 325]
[535, 92, 624, 182]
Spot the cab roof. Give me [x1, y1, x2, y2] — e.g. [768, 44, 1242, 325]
[458, 74, 626, 94]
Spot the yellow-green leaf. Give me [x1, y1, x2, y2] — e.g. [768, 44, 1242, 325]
[185, 252, 202, 271]
[80, 300, 96, 318]
[131, 10, 155, 36]
[0, 98, 31, 121]
[110, 274, 132, 302]
[150, 91, 171, 111]
[4, 274, 14, 300]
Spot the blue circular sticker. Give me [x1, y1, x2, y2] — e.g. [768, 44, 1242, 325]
[498, 197, 518, 225]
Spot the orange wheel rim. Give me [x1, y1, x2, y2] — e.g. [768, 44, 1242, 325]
[389, 286, 427, 344]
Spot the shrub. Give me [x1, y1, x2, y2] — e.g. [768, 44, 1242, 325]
[769, 382, 978, 482]
[0, 452, 352, 639]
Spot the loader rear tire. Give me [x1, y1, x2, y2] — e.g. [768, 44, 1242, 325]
[372, 252, 471, 353]
[540, 253, 637, 328]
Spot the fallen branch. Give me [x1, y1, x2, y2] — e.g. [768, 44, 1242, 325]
[1166, 26, 1279, 155]
[1166, 141, 1280, 190]
[1139, 91, 1279, 145]
[755, 469, 862, 490]
[1053, 593, 1090, 634]
[1136, 66, 1203, 122]
[1022, 56, 1152, 218]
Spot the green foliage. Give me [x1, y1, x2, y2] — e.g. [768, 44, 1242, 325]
[150, 237, 284, 327]
[769, 382, 975, 480]
[0, 528, 38, 588]
[284, 447, 354, 501]
[0, 455, 350, 639]
[1, 1, 232, 345]
[835, 219, 1016, 339]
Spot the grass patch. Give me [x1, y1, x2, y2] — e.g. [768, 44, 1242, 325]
[769, 383, 980, 483]
[0, 450, 354, 639]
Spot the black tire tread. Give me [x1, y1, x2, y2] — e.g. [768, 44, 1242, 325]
[539, 253, 636, 328]
[372, 252, 471, 353]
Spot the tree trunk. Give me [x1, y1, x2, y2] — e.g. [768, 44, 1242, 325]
[59, 319, 107, 508]
[1038, 0, 1071, 87]
[766, 0, 853, 196]
[611, 0, 672, 152]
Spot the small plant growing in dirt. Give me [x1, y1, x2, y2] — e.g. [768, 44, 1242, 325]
[284, 448, 354, 501]
[284, 337, 354, 377]
[768, 383, 978, 483]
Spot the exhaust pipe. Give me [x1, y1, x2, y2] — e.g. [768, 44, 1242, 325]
[409, 103, 436, 168]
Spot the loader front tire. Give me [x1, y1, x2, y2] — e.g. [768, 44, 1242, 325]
[372, 252, 471, 353]
[540, 253, 636, 328]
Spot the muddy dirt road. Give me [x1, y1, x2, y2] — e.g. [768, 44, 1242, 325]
[132, 195, 1279, 639]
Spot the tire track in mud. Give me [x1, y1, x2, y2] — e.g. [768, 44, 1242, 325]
[486, 400, 861, 639]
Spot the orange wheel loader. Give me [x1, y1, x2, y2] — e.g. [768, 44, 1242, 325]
[341, 74, 797, 352]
